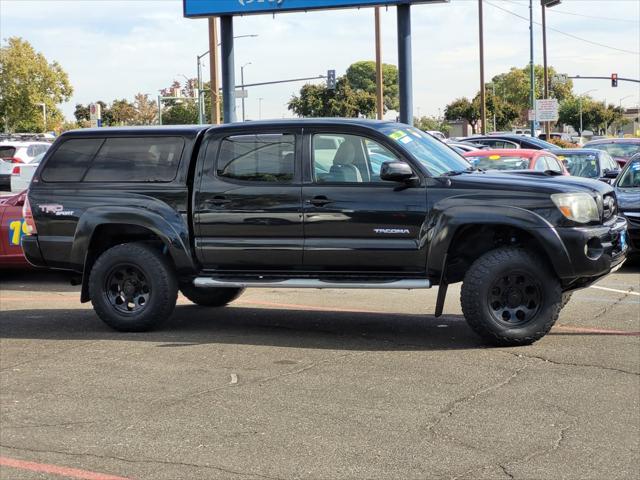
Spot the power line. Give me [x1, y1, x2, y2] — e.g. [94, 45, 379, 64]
[550, 9, 639, 24]
[485, 1, 640, 56]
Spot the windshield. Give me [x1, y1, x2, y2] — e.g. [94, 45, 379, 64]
[617, 160, 640, 188]
[557, 153, 600, 178]
[588, 142, 640, 160]
[382, 126, 471, 175]
[466, 154, 530, 171]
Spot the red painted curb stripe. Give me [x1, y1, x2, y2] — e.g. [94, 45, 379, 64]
[0, 456, 130, 480]
[553, 325, 640, 336]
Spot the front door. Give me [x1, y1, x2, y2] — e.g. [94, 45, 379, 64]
[302, 130, 428, 273]
[194, 129, 303, 270]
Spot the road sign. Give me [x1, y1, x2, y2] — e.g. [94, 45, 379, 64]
[235, 89, 248, 99]
[184, 0, 448, 17]
[89, 103, 102, 128]
[528, 109, 536, 122]
[535, 99, 559, 122]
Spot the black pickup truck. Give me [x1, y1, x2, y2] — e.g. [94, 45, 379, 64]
[22, 120, 628, 346]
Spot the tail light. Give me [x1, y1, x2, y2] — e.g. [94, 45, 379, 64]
[12, 166, 21, 175]
[10, 157, 23, 164]
[22, 195, 37, 235]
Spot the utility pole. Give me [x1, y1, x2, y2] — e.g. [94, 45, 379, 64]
[375, 7, 384, 120]
[241, 62, 251, 122]
[208, 17, 221, 124]
[528, 0, 535, 137]
[478, 0, 486, 134]
[397, 4, 413, 125]
[541, 2, 549, 139]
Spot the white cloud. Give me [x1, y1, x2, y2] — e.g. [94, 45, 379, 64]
[1, 0, 638, 121]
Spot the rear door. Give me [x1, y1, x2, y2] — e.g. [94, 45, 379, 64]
[194, 128, 304, 270]
[301, 129, 428, 273]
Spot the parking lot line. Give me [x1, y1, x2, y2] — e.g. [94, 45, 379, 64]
[589, 285, 640, 296]
[0, 456, 129, 480]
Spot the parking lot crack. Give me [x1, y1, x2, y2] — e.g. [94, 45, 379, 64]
[425, 360, 528, 438]
[0, 444, 283, 480]
[498, 350, 639, 376]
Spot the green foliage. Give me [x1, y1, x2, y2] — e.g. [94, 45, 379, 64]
[0, 37, 73, 132]
[558, 97, 626, 134]
[345, 61, 399, 112]
[444, 97, 480, 133]
[288, 61, 398, 119]
[74, 94, 159, 127]
[414, 116, 450, 135]
[489, 65, 573, 123]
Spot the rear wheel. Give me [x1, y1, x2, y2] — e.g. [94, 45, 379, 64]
[180, 284, 245, 307]
[89, 243, 177, 332]
[461, 247, 562, 346]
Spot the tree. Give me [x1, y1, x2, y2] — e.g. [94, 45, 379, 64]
[414, 116, 450, 136]
[110, 99, 136, 125]
[0, 37, 73, 132]
[345, 61, 399, 113]
[288, 60, 398, 119]
[488, 65, 573, 124]
[161, 101, 199, 125]
[132, 94, 157, 125]
[444, 97, 480, 133]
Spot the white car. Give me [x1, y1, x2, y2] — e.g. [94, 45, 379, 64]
[0, 141, 50, 190]
[11, 152, 45, 192]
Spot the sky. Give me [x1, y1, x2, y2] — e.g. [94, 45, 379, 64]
[1, 0, 639, 122]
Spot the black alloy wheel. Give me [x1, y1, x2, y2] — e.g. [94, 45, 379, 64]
[105, 264, 151, 314]
[487, 272, 542, 326]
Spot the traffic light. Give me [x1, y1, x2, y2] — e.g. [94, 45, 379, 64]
[611, 73, 618, 88]
[327, 70, 336, 90]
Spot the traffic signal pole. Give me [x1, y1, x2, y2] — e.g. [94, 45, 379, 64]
[542, 3, 550, 139]
[375, 7, 384, 121]
[528, 0, 536, 137]
[478, 0, 486, 135]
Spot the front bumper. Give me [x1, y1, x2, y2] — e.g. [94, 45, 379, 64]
[557, 215, 628, 288]
[621, 212, 639, 253]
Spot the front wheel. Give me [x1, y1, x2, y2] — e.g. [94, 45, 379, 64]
[461, 247, 562, 347]
[89, 243, 178, 332]
[180, 284, 245, 307]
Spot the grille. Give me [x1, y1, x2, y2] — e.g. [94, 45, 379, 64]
[602, 193, 617, 221]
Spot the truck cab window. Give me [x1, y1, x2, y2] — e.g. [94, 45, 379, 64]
[216, 134, 295, 183]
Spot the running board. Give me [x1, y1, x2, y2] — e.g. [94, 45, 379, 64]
[193, 278, 431, 290]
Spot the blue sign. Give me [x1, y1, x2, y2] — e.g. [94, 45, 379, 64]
[184, 0, 445, 17]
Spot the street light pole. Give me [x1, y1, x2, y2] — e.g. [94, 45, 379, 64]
[241, 62, 251, 122]
[374, 7, 384, 120]
[578, 88, 597, 140]
[35, 102, 46, 132]
[258, 97, 264, 120]
[528, 0, 536, 137]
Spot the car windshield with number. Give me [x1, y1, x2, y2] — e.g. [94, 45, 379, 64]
[382, 126, 470, 176]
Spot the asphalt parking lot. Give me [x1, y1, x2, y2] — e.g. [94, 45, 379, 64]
[1, 264, 639, 480]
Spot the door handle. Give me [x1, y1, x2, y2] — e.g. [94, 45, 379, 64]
[308, 196, 331, 207]
[205, 196, 231, 207]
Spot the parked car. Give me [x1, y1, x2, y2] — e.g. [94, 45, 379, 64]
[446, 141, 484, 154]
[0, 141, 51, 189]
[11, 152, 45, 192]
[550, 149, 620, 182]
[462, 134, 556, 150]
[539, 132, 573, 142]
[426, 130, 446, 142]
[23, 120, 627, 346]
[0, 190, 30, 268]
[463, 149, 568, 175]
[614, 157, 639, 254]
[583, 138, 640, 168]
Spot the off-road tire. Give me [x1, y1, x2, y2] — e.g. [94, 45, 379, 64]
[89, 243, 178, 332]
[561, 292, 573, 309]
[461, 247, 562, 347]
[179, 284, 245, 307]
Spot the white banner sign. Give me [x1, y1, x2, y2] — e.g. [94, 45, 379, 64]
[536, 99, 559, 122]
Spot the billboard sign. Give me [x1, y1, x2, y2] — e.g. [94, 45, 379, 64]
[184, 0, 447, 17]
[535, 99, 559, 122]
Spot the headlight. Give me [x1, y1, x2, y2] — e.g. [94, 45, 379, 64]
[551, 192, 600, 223]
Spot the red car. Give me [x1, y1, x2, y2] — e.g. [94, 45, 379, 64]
[583, 138, 640, 168]
[0, 190, 31, 268]
[463, 149, 569, 175]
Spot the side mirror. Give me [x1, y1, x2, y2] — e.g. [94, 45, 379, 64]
[380, 161, 415, 183]
[603, 169, 620, 179]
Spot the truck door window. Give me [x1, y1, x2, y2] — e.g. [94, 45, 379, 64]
[216, 134, 295, 183]
[312, 134, 399, 183]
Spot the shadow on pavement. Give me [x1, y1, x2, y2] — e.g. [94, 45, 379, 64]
[0, 305, 488, 351]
